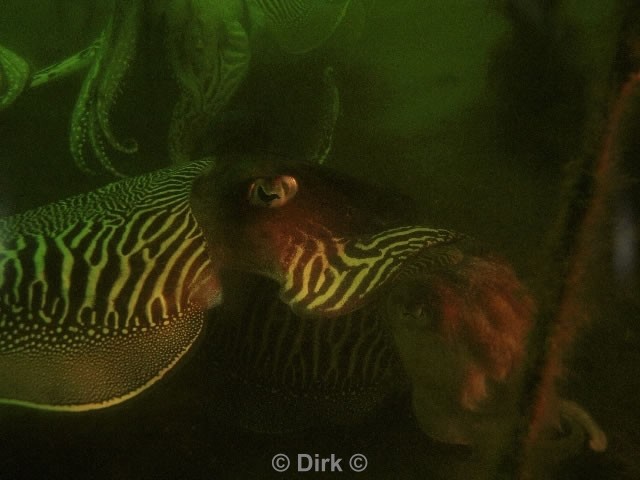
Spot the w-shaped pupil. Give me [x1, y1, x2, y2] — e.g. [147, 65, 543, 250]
[258, 185, 280, 204]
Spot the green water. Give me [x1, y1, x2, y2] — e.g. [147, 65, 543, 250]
[1, 1, 639, 479]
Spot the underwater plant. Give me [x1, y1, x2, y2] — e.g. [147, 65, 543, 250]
[481, 3, 640, 476]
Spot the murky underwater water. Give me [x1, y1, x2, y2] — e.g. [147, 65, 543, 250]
[0, 1, 639, 479]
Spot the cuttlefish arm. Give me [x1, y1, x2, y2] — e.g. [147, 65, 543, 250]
[387, 250, 537, 446]
[62, 0, 356, 170]
[0, 160, 218, 411]
[0, 37, 100, 109]
[163, 0, 358, 161]
[386, 246, 607, 459]
[70, 0, 143, 177]
[0, 44, 30, 111]
[162, 0, 250, 164]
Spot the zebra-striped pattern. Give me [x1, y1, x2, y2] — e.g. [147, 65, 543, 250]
[280, 226, 460, 316]
[252, 0, 311, 28]
[0, 159, 214, 353]
[249, 0, 351, 53]
[0, 159, 217, 410]
[207, 277, 406, 431]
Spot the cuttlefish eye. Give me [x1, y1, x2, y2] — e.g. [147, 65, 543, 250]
[248, 175, 298, 208]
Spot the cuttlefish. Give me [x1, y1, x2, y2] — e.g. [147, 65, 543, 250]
[0, 154, 459, 411]
[67, 0, 359, 176]
[204, 243, 607, 463]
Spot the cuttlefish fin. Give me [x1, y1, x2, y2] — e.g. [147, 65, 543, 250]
[0, 159, 219, 411]
[0, 308, 207, 411]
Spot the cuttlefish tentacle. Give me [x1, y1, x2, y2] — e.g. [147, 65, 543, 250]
[30, 38, 102, 88]
[0, 44, 31, 111]
[0, 154, 460, 411]
[0, 39, 100, 110]
[70, 0, 142, 177]
[26, 0, 355, 173]
[165, 0, 250, 164]
[308, 66, 340, 165]
[386, 249, 607, 457]
[95, 3, 142, 155]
